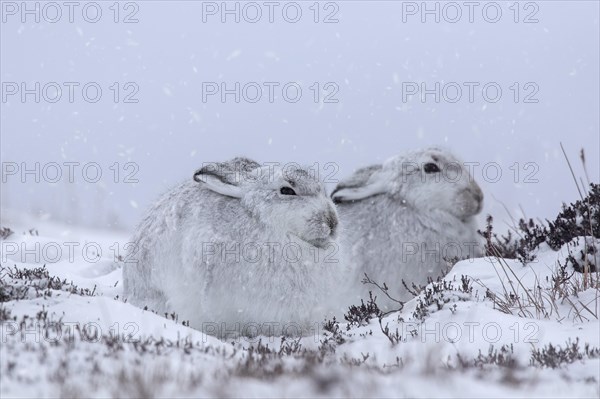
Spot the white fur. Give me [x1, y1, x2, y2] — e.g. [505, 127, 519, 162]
[123, 157, 342, 337]
[332, 147, 484, 310]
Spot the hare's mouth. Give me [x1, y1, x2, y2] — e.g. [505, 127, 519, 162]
[305, 237, 331, 249]
[291, 234, 331, 249]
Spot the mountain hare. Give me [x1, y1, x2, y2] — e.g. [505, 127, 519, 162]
[332, 147, 483, 309]
[123, 157, 341, 337]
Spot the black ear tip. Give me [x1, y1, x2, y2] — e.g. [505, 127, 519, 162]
[332, 196, 343, 204]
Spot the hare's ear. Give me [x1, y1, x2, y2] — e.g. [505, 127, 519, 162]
[193, 166, 243, 199]
[331, 180, 387, 203]
[331, 165, 387, 204]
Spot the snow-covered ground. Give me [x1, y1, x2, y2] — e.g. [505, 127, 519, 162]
[1, 211, 599, 398]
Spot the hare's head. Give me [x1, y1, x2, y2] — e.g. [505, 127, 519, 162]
[332, 147, 483, 220]
[194, 158, 338, 248]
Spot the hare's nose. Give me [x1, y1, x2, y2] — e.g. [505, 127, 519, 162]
[326, 211, 338, 236]
[471, 185, 484, 204]
[466, 185, 484, 214]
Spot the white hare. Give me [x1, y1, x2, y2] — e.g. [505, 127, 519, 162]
[332, 147, 484, 309]
[123, 157, 341, 338]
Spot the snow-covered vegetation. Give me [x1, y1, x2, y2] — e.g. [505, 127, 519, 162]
[1, 183, 598, 398]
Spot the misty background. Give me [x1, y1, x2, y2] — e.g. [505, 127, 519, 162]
[1, 1, 598, 234]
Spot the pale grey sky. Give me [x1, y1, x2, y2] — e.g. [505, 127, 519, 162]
[1, 1, 598, 232]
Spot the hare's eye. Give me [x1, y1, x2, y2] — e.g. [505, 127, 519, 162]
[423, 163, 440, 173]
[280, 187, 297, 195]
